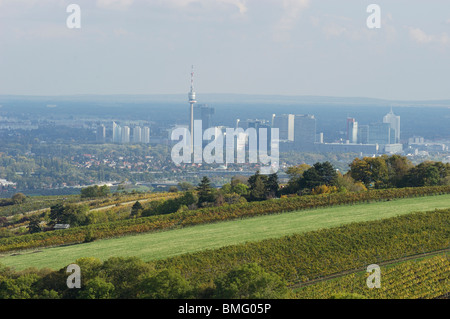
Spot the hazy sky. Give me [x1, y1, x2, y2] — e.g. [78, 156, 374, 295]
[0, 0, 449, 100]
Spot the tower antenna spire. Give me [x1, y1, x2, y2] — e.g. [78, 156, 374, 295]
[190, 65, 194, 92]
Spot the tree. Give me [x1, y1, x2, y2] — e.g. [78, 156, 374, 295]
[221, 183, 232, 194]
[348, 157, 388, 188]
[179, 191, 198, 208]
[0, 274, 40, 299]
[335, 173, 367, 193]
[285, 164, 311, 180]
[11, 193, 26, 205]
[224, 193, 246, 205]
[313, 161, 338, 186]
[265, 173, 279, 198]
[248, 171, 268, 201]
[385, 155, 413, 187]
[49, 203, 88, 227]
[27, 215, 42, 234]
[348, 158, 372, 187]
[99, 257, 154, 298]
[49, 203, 65, 226]
[299, 162, 338, 191]
[130, 201, 143, 217]
[81, 185, 110, 199]
[98, 185, 110, 197]
[402, 161, 447, 187]
[178, 181, 194, 191]
[234, 183, 249, 196]
[78, 277, 115, 299]
[284, 164, 311, 194]
[168, 186, 179, 193]
[197, 176, 216, 206]
[231, 175, 249, 187]
[213, 263, 290, 299]
[138, 268, 191, 299]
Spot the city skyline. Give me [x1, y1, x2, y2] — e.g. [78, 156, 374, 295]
[1, 1, 450, 100]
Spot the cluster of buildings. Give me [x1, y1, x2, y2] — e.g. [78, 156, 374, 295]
[95, 69, 448, 160]
[264, 108, 402, 155]
[176, 67, 404, 157]
[405, 136, 448, 157]
[96, 122, 151, 144]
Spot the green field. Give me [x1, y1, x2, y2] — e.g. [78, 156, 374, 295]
[1, 194, 450, 271]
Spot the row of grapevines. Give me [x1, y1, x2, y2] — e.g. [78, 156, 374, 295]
[294, 254, 449, 299]
[150, 209, 450, 288]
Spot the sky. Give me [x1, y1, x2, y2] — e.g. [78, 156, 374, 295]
[0, 0, 449, 100]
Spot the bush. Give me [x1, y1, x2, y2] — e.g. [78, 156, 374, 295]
[80, 185, 110, 199]
[78, 277, 115, 299]
[213, 263, 290, 299]
[138, 268, 192, 299]
[11, 193, 27, 205]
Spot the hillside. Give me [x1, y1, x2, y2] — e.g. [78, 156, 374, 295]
[2, 193, 449, 271]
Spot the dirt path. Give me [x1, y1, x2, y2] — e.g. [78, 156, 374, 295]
[88, 197, 156, 212]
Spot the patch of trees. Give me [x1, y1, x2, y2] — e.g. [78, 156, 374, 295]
[281, 161, 353, 196]
[0, 193, 27, 207]
[348, 155, 450, 189]
[48, 203, 90, 228]
[282, 156, 449, 195]
[0, 256, 290, 299]
[141, 192, 198, 217]
[80, 185, 110, 199]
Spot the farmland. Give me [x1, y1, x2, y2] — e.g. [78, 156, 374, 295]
[2, 193, 449, 271]
[293, 253, 449, 299]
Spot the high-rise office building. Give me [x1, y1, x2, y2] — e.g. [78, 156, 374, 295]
[273, 114, 294, 141]
[194, 104, 214, 129]
[347, 118, 358, 143]
[112, 122, 121, 143]
[383, 108, 400, 143]
[293, 114, 316, 148]
[121, 126, 130, 144]
[244, 119, 272, 151]
[132, 126, 142, 143]
[142, 127, 150, 144]
[357, 125, 369, 144]
[96, 124, 106, 143]
[245, 119, 268, 130]
[367, 122, 396, 145]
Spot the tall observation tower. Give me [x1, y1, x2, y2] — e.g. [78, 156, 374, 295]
[188, 65, 197, 154]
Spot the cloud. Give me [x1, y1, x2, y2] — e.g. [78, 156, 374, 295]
[278, 0, 310, 31]
[96, 0, 248, 14]
[409, 27, 450, 46]
[167, 0, 248, 14]
[96, 0, 134, 10]
[322, 24, 346, 38]
[272, 0, 310, 42]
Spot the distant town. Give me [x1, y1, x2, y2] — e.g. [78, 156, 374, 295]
[0, 92, 449, 197]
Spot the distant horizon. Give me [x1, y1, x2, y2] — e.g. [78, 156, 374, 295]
[1, 93, 450, 106]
